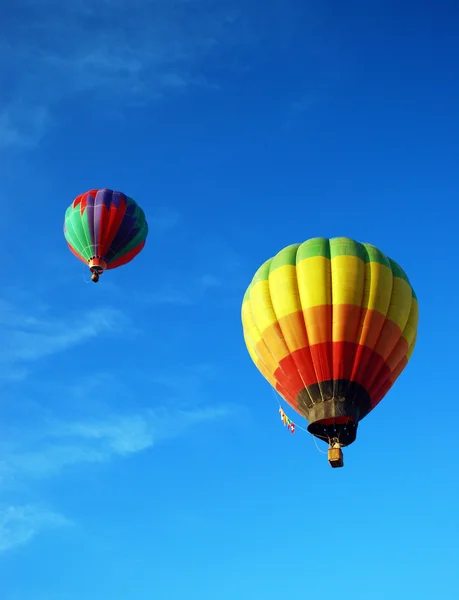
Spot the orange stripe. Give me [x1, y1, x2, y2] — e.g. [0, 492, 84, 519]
[332, 304, 362, 343]
[303, 305, 332, 345]
[259, 306, 402, 350]
[355, 308, 387, 349]
[373, 318, 403, 362]
[261, 322, 291, 362]
[252, 338, 280, 376]
[276, 311, 309, 352]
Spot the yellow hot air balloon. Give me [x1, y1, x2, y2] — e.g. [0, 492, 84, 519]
[241, 237, 418, 468]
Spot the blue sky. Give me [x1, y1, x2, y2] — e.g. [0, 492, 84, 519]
[0, 0, 458, 598]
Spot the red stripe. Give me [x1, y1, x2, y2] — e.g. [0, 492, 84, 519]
[73, 190, 98, 214]
[275, 382, 299, 411]
[274, 341, 405, 408]
[98, 197, 127, 257]
[106, 240, 146, 269]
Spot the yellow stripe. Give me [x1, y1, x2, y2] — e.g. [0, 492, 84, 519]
[401, 297, 419, 346]
[362, 262, 393, 314]
[297, 256, 331, 308]
[243, 332, 278, 387]
[256, 361, 278, 388]
[242, 308, 282, 376]
[244, 333, 258, 364]
[241, 299, 263, 346]
[269, 266, 313, 353]
[248, 280, 278, 332]
[268, 265, 301, 318]
[330, 255, 365, 305]
[243, 289, 291, 364]
[386, 277, 413, 331]
[406, 333, 417, 360]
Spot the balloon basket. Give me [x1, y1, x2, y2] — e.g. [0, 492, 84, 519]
[328, 446, 344, 468]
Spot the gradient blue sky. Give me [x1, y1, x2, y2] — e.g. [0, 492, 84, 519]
[1, 1, 458, 599]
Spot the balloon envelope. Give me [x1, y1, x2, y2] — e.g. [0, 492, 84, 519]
[241, 237, 418, 447]
[64, 188, 148, 280]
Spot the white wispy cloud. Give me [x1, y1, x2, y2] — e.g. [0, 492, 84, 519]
[0, 0, 243, 148]
[0, 308, 126, 363]
[0, 294, 129, 380]
[0, 504, 71, 552]
[0, 255, 236, 555]
[0, 355, 234, 552]
[0, 404, 233, 483]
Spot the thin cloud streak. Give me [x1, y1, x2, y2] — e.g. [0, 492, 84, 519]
[0, 504, 71, 552]
[0, 295, 130, 375]
[0, 404, 234, 483]
[0, 0, 242, 148]
[0, 359, 234, 552]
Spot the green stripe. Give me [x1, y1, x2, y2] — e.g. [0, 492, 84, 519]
[329, 237, 366, 261]
[247, 242, 302, 292]
[64, 206, 93, 260]
[269, 243, 300, 273]
[244, 259, 272, 300]
[389, 258, 416, 299]
[389, 258, 409, 284]
[296, 237, 395, 269]
[250, 260, 271, 286]
[361, 243, 391, 268]
[297, 237, 330, 260]
[243, 236, 417, 303]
